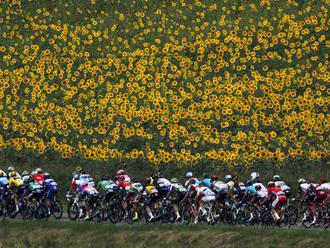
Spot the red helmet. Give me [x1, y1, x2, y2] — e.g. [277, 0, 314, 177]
[211, 175, 218, 181]
[306, 179, 312, 184]
[319, 178, 326, 184]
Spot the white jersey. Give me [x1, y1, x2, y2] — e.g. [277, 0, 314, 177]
[170, 183, 187, 193]
[212, 181, 229, 193]
[256, 189, 268, 198]
[197, 186, 215, 197]
[280, 184, 291, 192]
[318, 183, 330, 192]
[274, 181, 286, 187]
[253, 182, 267, 192]
[299, 183, 310, 193]
[157, 178, 171, 188]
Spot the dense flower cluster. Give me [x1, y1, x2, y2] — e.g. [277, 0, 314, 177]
[0, 0, 329, 164]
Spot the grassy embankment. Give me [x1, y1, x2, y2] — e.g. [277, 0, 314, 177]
[0, 221, 329, 248]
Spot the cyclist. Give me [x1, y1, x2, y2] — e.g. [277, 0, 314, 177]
[184, 172, 200, 187]
[79, 180, 99, 220]
[267, 182, 287, 222]
[191, 184, 215, 224]
[154, 173, 171, 198]
[273, 175, 291, 197]
[0, 171, 9, 207]
[168, 177, 187, 221]
[143, 177, 159, 221]
[8, 172, 25, 212]
[97, 175, 118, 201]
[210, 175, 229, 211]
[43, 173, 59, 215]
[201, 173, 212, 188]
[130, 180, 144, 221]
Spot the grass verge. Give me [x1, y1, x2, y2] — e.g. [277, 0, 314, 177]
[0, 221, 329, 248]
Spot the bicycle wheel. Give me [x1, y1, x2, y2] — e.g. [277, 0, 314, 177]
[108, 202, 124, 223]
[284, 205, 298, 226]
[180, 204, 193, 224]
[260, 210, 275, 226]
[0, 204, 7, 220]
[52, 200, 63, 219]
[21, 203, 34, 220]
[68, 203, 79, 221]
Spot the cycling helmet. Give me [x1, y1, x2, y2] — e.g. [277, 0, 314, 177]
[306, 179, 312, 184]
[238, 182, 245, 187]
[31, 170, 37, 176]
[298, 178, 306, 184]
[225, 174, 232, 182]
[170, 178, 179, 183]
[251, 172, 259, 181]
[44, 172, 50, 179]
[22, 171, 29, 176]
[185, 172, 193, 179]
[101, 175, 109, 181]
[255, 185, 262, 191]
[116, 169, 125, 176]
[7, 167, 14, 172]
[319, 178, 326, 184]
[145, 177, 153, 186]
[273, 175, 281, 181]
[36, 168, 43, 173]
[246, 180, 253, 186]
[202, 173, 209, 179]
[10, 171, 17, 178]
[211, 175, 218, 181]
[76, 166, 82, 173]
[22, 175, 30, 183]
[267, 181, 275, 187]
[0, 171, 4, 177]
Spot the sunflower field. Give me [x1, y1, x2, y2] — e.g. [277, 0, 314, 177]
[0, 0, 329, 166]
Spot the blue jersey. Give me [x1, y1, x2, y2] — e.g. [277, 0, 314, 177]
[202, 178, 212, 188]
[246, 185, 256, 195]
[44, 178, 58, 191]
[0, 177, 8, 188]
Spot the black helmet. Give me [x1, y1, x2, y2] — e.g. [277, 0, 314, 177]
[101, 175, 109, 181]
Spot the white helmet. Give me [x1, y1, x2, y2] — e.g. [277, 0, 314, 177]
[273, 175, 280, 181]
[225, 174, 232, 181]
[298, 178, 306, 184]
[185, 172, 193, 178]
[8, 167, 14, 172]
[36, 168, 43, 173]
[251, 172, 259, 181]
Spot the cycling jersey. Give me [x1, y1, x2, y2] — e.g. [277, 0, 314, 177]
[145, 185, 158, 195]
[246, 185, 256, 195]
[0, 177, 9, 187]
[299, 183, 310, 193]
[201, 178, 212, 188]
[131, 182, 143, 194]
[184, 178, 200, 187]
[9, 177, 24, 189]
[212, 181, 229, 193]
[274, 181, 286, 188]
[98, 180, 117, 193]
[169, 183, 187, 193]
[318, 183, 330, 192]
[227, 181, 235, 190]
